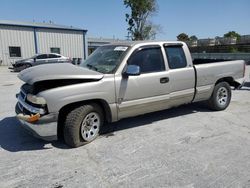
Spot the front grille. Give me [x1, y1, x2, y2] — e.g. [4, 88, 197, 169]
[18, 102, 23, 112]
[17, 84, 47, 115]
[20, 90, 26, 100]
[21, 84, 33, 94]
[17, 102, 36, 116]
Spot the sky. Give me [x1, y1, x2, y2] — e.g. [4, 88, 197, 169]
[0, 0, 249, 40]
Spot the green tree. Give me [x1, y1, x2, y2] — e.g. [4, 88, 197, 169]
[190, 35, 198, 41]
[224, 31, 241, 41]
[228, 46, 238, 53]
[177, 33, 189, 41]
[124, 0, 159, 40]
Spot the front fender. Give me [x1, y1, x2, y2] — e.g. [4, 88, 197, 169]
[37, 76, 116, 117]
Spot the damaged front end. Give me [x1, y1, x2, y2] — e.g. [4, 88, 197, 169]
[15, 78, 100, 141]
[16, 84, 47, 118]
[15, 63, 104, 140]
[15, 83, 58, 141]
[16, 113, 41, 123]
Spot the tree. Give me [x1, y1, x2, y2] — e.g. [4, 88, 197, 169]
[124, 0, 159, 40]
[190, 35, 198, 41]
[228, 46, 238, 53]
[224, 31, 241, 41]
[177, 33, 189, 41]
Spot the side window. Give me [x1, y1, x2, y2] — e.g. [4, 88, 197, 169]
[164, 46, 187, 69]
[48, 54, 59, 58]
[128, 47, 165, 73]
[36, 54, 48, 59]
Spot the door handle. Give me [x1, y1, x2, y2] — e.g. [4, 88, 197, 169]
[160, 77, 169, 84]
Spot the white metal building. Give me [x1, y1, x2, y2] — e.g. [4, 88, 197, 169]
[87, 37, 128, 55]
[0, 20, 87, 66]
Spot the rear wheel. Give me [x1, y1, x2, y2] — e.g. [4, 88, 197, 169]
[63, 103, 103, 148]
[207, 82, 231, 111]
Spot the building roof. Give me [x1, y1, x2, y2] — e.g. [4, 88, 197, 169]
[87, 37, 129, 48]
[0, 20, 87, 32]
[88, 37, 128, 43]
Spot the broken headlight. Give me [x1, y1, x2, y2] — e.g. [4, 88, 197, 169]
[27, 94, 47, 105]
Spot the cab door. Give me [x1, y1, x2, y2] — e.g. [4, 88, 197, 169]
[163, 44, 195, 106]
[115, 45, 171, 119]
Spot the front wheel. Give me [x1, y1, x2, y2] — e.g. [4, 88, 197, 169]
[24, 64, 32, 69]
[19, 64, 31, 71]
[207, 82, 231, 111]
[63, 103, 103, 148]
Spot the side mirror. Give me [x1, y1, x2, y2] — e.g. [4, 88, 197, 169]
[33, 58, 36, 62]
[123, 65, 141, 77]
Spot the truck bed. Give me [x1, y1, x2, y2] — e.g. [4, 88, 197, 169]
[193, 58, 231, 65]
[193, 60, 245, 102]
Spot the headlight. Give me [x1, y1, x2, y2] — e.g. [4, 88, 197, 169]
[27, 94, 46, 105]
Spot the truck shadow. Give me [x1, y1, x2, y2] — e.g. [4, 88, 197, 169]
[0, 102, 209, 152]
[100, 102, 209, 137]
[238, 82, 250, 91]
[0, 117, 68, 152]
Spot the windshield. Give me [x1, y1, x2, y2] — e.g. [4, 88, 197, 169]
[81, 45, 129, 73]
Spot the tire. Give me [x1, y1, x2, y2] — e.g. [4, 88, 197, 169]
[63, 103, 103, 148]
[207, 82, 231, 111]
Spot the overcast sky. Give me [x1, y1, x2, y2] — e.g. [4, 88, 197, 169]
[1, 0, 250, 40]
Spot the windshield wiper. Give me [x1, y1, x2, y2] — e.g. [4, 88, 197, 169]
[86, 64, 98, 71]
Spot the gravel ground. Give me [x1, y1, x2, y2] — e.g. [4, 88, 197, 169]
[0, 66, 250, 188]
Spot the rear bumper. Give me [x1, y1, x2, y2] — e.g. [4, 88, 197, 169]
[15, 103, 58, 141]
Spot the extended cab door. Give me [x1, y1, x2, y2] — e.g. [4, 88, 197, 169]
[163, 44, 195, 106]
[115, 45, 171, 119]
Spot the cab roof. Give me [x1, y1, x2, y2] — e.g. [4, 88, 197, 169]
[104, 40, 185, 47]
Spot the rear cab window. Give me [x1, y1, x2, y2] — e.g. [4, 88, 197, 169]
[164, 45, 187, 69]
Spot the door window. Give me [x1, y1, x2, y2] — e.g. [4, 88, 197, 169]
[36, 54, 48, 59]
[128, 47, 165, 73]
[164, 46, 187, 69]
[48, 54, 60, 58]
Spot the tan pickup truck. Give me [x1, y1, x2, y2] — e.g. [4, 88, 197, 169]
[16, 41, 246, 147]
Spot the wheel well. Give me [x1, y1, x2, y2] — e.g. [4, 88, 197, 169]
[57, 99, 112, 140]
[215, 77, 240, 88]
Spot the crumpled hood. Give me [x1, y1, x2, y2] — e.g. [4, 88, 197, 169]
[18, 63, 104, 84]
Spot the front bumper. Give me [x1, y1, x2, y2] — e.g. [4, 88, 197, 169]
[15, 103, 58, 141]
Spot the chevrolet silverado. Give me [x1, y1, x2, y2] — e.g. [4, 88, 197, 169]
[15, 41, 246, 147]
